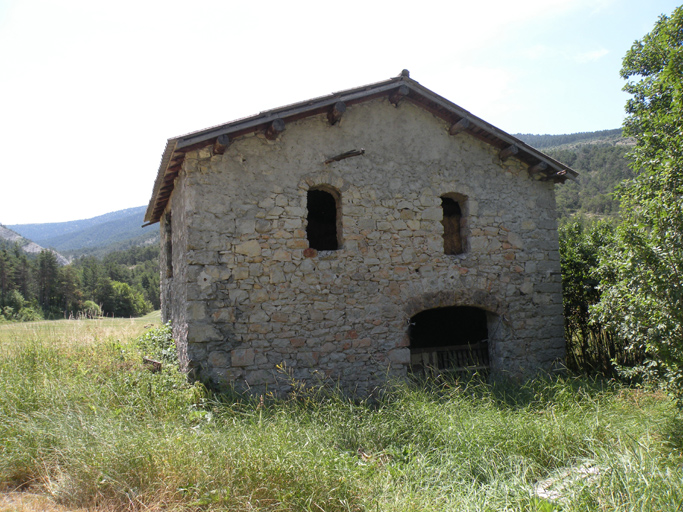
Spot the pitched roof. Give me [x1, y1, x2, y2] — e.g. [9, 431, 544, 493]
[144, 71, 578, 224]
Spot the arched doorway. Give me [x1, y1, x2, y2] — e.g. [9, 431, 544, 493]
[409, 306, 490, 373]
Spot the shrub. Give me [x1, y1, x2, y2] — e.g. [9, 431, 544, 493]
[80, 300, 102, 318]
[135, 322, 177, 364]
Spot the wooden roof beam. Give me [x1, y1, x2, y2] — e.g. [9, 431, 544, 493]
[449, 118, 470, 136]
[327, 101, 346, 125]
[213, 134, 230, 155]
[389, 85, 409, 106]
[265, 119, 285, 140]
[540, 170, 567, 182]
[499, 144, 519, 161]
[528, 161, 548, 177]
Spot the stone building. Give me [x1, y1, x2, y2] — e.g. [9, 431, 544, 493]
[144, 71, 577, 394]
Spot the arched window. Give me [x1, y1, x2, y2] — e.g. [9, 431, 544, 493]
[306, 188, 340, 251]
[441, 194, 466, 255]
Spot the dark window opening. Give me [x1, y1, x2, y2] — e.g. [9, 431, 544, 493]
[442, 197, 463, 255]
[307, 189, 339, 250]
[409, 306, 489, 373]
[164, 212, 173, 278]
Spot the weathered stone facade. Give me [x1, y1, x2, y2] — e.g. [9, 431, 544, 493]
[148, 74, 573, 395]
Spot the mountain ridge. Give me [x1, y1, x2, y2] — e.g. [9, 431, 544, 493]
[0, 225, 70, 265]
[8, 205, 158, 257]
[514, 128, 627, 150]
[514, 128, 635, 217]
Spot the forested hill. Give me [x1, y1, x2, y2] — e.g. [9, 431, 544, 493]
[515, 129, 636, 217]
[515, 129, 625, 150]
[8, 205, 158, 258]
[2, 207, 160, 320]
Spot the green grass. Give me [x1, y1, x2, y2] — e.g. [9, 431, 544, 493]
[1, 317, 682, 511]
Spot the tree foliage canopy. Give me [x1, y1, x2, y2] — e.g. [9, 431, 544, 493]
[595, 7, 683, 394]
[0, 243, 159, 321]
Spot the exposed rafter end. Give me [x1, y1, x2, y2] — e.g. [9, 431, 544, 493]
[327, 101, 347, 125]
[499, 144, 519, 161]
[528, 161, 548, 177]
[449, 118, 470, 136]
[389, 85, 409, 106]
[213, 134, 230, 155]
[265, 119, 286, 140]
[540, 170, 567, 182]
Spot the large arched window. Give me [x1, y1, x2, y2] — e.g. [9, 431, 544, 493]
[306, 187, 341, 251]
[441, 193, 467, 255]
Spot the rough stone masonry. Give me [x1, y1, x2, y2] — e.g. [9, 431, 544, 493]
[147, 73, 574, 395]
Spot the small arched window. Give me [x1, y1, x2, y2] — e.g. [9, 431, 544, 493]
[306, 188, 341, 251]
[442, 194, 466, 255]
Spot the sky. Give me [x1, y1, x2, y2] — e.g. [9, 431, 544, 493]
[0, 0, 681, 225]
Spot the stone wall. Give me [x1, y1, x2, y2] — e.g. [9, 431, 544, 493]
[161, 97, 565, 395]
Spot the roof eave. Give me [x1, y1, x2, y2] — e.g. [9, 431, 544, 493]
[145, 74, 578, 225]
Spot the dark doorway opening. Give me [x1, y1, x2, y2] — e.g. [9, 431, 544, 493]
[307, 189, 339, 250]
[409, 306, 489, 373]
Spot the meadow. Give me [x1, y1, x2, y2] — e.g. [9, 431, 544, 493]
[1, 316, 682, 511]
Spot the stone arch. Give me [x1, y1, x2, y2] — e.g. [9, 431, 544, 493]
[404, 289, 505, 318]
[298, 171, 351, 194]
[404, 290, 513, 375]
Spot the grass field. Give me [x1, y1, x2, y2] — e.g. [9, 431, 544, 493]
[1, 315, 682, 511]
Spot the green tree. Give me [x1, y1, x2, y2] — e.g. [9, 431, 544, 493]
[14, 247, 31, 301]
[0, 250, 10, 306]
[79, 256, 104, 298]
[96, 278, 151, 317]
[561, 220, 627, 373]
[36, 250, 59, 315]
[595, 7, 683, 395]
[57, 265, 82, 315]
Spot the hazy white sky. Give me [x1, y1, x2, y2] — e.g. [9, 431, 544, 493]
[1, 0, 680, 225]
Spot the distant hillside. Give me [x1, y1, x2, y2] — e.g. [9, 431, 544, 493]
[515, 129, 625, 150]
[0, 225, 70, 265]
[9, 206, 158, 257]
[516, 129, 636, 217]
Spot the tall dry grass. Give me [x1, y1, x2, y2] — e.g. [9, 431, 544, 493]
[1, 315, 683, 511]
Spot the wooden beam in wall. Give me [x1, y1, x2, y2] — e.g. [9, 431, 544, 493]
[389, 85, 409, 106]
[265, 119, 286, 140]
[449, 118, 470, 136]
[213, 134, 230, 155]
[324, 148, 365, 164]
[327, 101, 347, 125]
[499, 144, 519, 161]
[528, 162, 548, 176]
